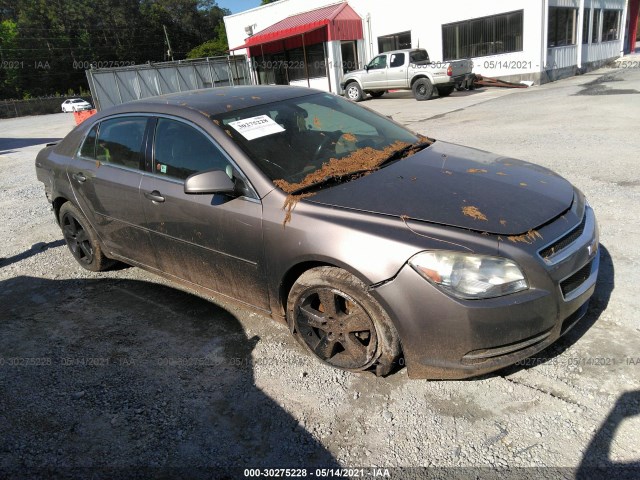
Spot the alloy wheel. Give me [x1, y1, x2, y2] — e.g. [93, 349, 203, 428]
[295, 287, 378, 369]
[61, 212, 94, 265]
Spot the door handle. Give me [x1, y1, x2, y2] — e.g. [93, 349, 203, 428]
[144, 190, 165, 203]
[72, 172, 87, 183]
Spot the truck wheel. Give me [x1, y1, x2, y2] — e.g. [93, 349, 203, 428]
[412, 78, 434, 101]
[437, 86, 454, 97]
[370, 90, 385, 98]
[345, 82, 363, 102]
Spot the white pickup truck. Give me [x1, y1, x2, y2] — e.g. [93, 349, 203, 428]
[340, 48, 473, 101]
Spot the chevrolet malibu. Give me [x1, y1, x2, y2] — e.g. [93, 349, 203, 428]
[35, 86, 599, 379]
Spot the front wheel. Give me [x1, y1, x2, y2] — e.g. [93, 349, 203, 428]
[59, 202, 114, 272]
[287, 267, 401, 376]
[412, 78, 434, 101]
[344, 82, 363, 102]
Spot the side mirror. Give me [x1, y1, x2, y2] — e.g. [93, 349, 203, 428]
[365, 65, 369, 72]
[184, 169, 235, 195]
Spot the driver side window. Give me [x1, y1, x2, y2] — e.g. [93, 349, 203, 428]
[368, 55, 387, 70]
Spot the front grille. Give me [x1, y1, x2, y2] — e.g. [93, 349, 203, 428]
[560, 260, 593, 297]
[540, 214, 587, 260]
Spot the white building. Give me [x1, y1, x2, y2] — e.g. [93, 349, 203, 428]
[225, 0, 634, 93]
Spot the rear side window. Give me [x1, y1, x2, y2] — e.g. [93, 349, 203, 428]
[153, 118, 230, 181]
[96, 117, 147, 169]
[80, 124, 98, 159]
[390, 53, 405, 67]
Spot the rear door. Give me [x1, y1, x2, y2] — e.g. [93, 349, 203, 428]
[68, 115, 157, 267]
[386, 52, 407, 88]
[139, 117, 269, 309]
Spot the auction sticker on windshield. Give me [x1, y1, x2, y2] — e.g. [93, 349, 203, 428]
[229, 115, 285, 140]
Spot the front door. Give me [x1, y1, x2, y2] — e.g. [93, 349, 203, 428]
[140, 117, 269, 309]
[364, 54, 388, 89]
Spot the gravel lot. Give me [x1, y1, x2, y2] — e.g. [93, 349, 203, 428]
[1, 58, 639, 479]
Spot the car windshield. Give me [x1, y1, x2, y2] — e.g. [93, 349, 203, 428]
[212, 92, 421, 186]
[72, 99, 84, 103]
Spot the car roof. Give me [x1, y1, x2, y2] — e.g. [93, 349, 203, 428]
[102, 86, 322, 118]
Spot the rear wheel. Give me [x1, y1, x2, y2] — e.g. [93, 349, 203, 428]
[59, 202, 113, 272]
[369, 90, 385, 98]
[437, 85, 455, 97]
[412, 78, 434, 101]
[287, 267, 401, 376]
[344, 82, 364, 102]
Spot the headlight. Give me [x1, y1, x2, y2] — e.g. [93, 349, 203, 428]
[408, 251, 528, 300]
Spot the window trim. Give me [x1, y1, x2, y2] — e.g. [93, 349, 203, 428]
[148, 114, 259, 200]
[76, 113, 151, 174]
[548, 7, 578, 48]
[602, 9, 621, 42]
[377, 30, 411, 53]
[442, 10, 524, 61]
[592, 9, 602, 43]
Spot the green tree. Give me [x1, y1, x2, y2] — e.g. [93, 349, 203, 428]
[0, 19, 20, 98]
[187, 21, 227, 58]
[0, 0, 231, 99]
[260, 0, 281, 4]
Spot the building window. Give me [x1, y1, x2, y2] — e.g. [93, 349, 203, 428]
[257, 43, 326, 85]
[602, 10, 621, 41]
[548, 7, 577, 47]
[592, 9, 601, 43]
[442, 10, 523, 61]
[378, 31, 411, 53]
[582, 9, 590, 44]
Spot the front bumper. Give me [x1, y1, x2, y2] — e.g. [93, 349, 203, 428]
[372, 205, 600, 379]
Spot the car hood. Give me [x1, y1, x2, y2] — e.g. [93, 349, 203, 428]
[308, 141, 574, 235]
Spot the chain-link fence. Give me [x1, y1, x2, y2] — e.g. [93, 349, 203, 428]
[0, 95, 93, 119]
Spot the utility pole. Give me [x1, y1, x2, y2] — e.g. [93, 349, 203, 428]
[163, 25, 174, 61]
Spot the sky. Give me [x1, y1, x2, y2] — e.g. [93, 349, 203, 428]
[217, 0, 263, 15]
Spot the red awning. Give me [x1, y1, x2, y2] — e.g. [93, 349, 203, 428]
[231, 2, 363, 51]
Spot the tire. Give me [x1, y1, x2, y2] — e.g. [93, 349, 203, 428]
[59, 202, 113, 272]
[287, 266, 401, 376]
[437, 85, 454, 97]
[412, 78, 434, 101]
[369, 90, 385, 98]
[344, 82, 364, 102]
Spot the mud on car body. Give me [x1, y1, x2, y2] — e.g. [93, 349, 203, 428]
[35, 86, 599, 379]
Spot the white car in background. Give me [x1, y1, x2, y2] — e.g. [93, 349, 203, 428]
[61, 98, 92, 112]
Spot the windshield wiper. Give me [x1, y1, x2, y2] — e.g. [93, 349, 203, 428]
[289, 141, 434, 195]
[377, 141, 433, 169]
[291, 141, 433, 195]
[290, 169, 370, 195]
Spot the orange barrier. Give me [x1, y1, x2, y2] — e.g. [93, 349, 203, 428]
[73, 109, 97, 125]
